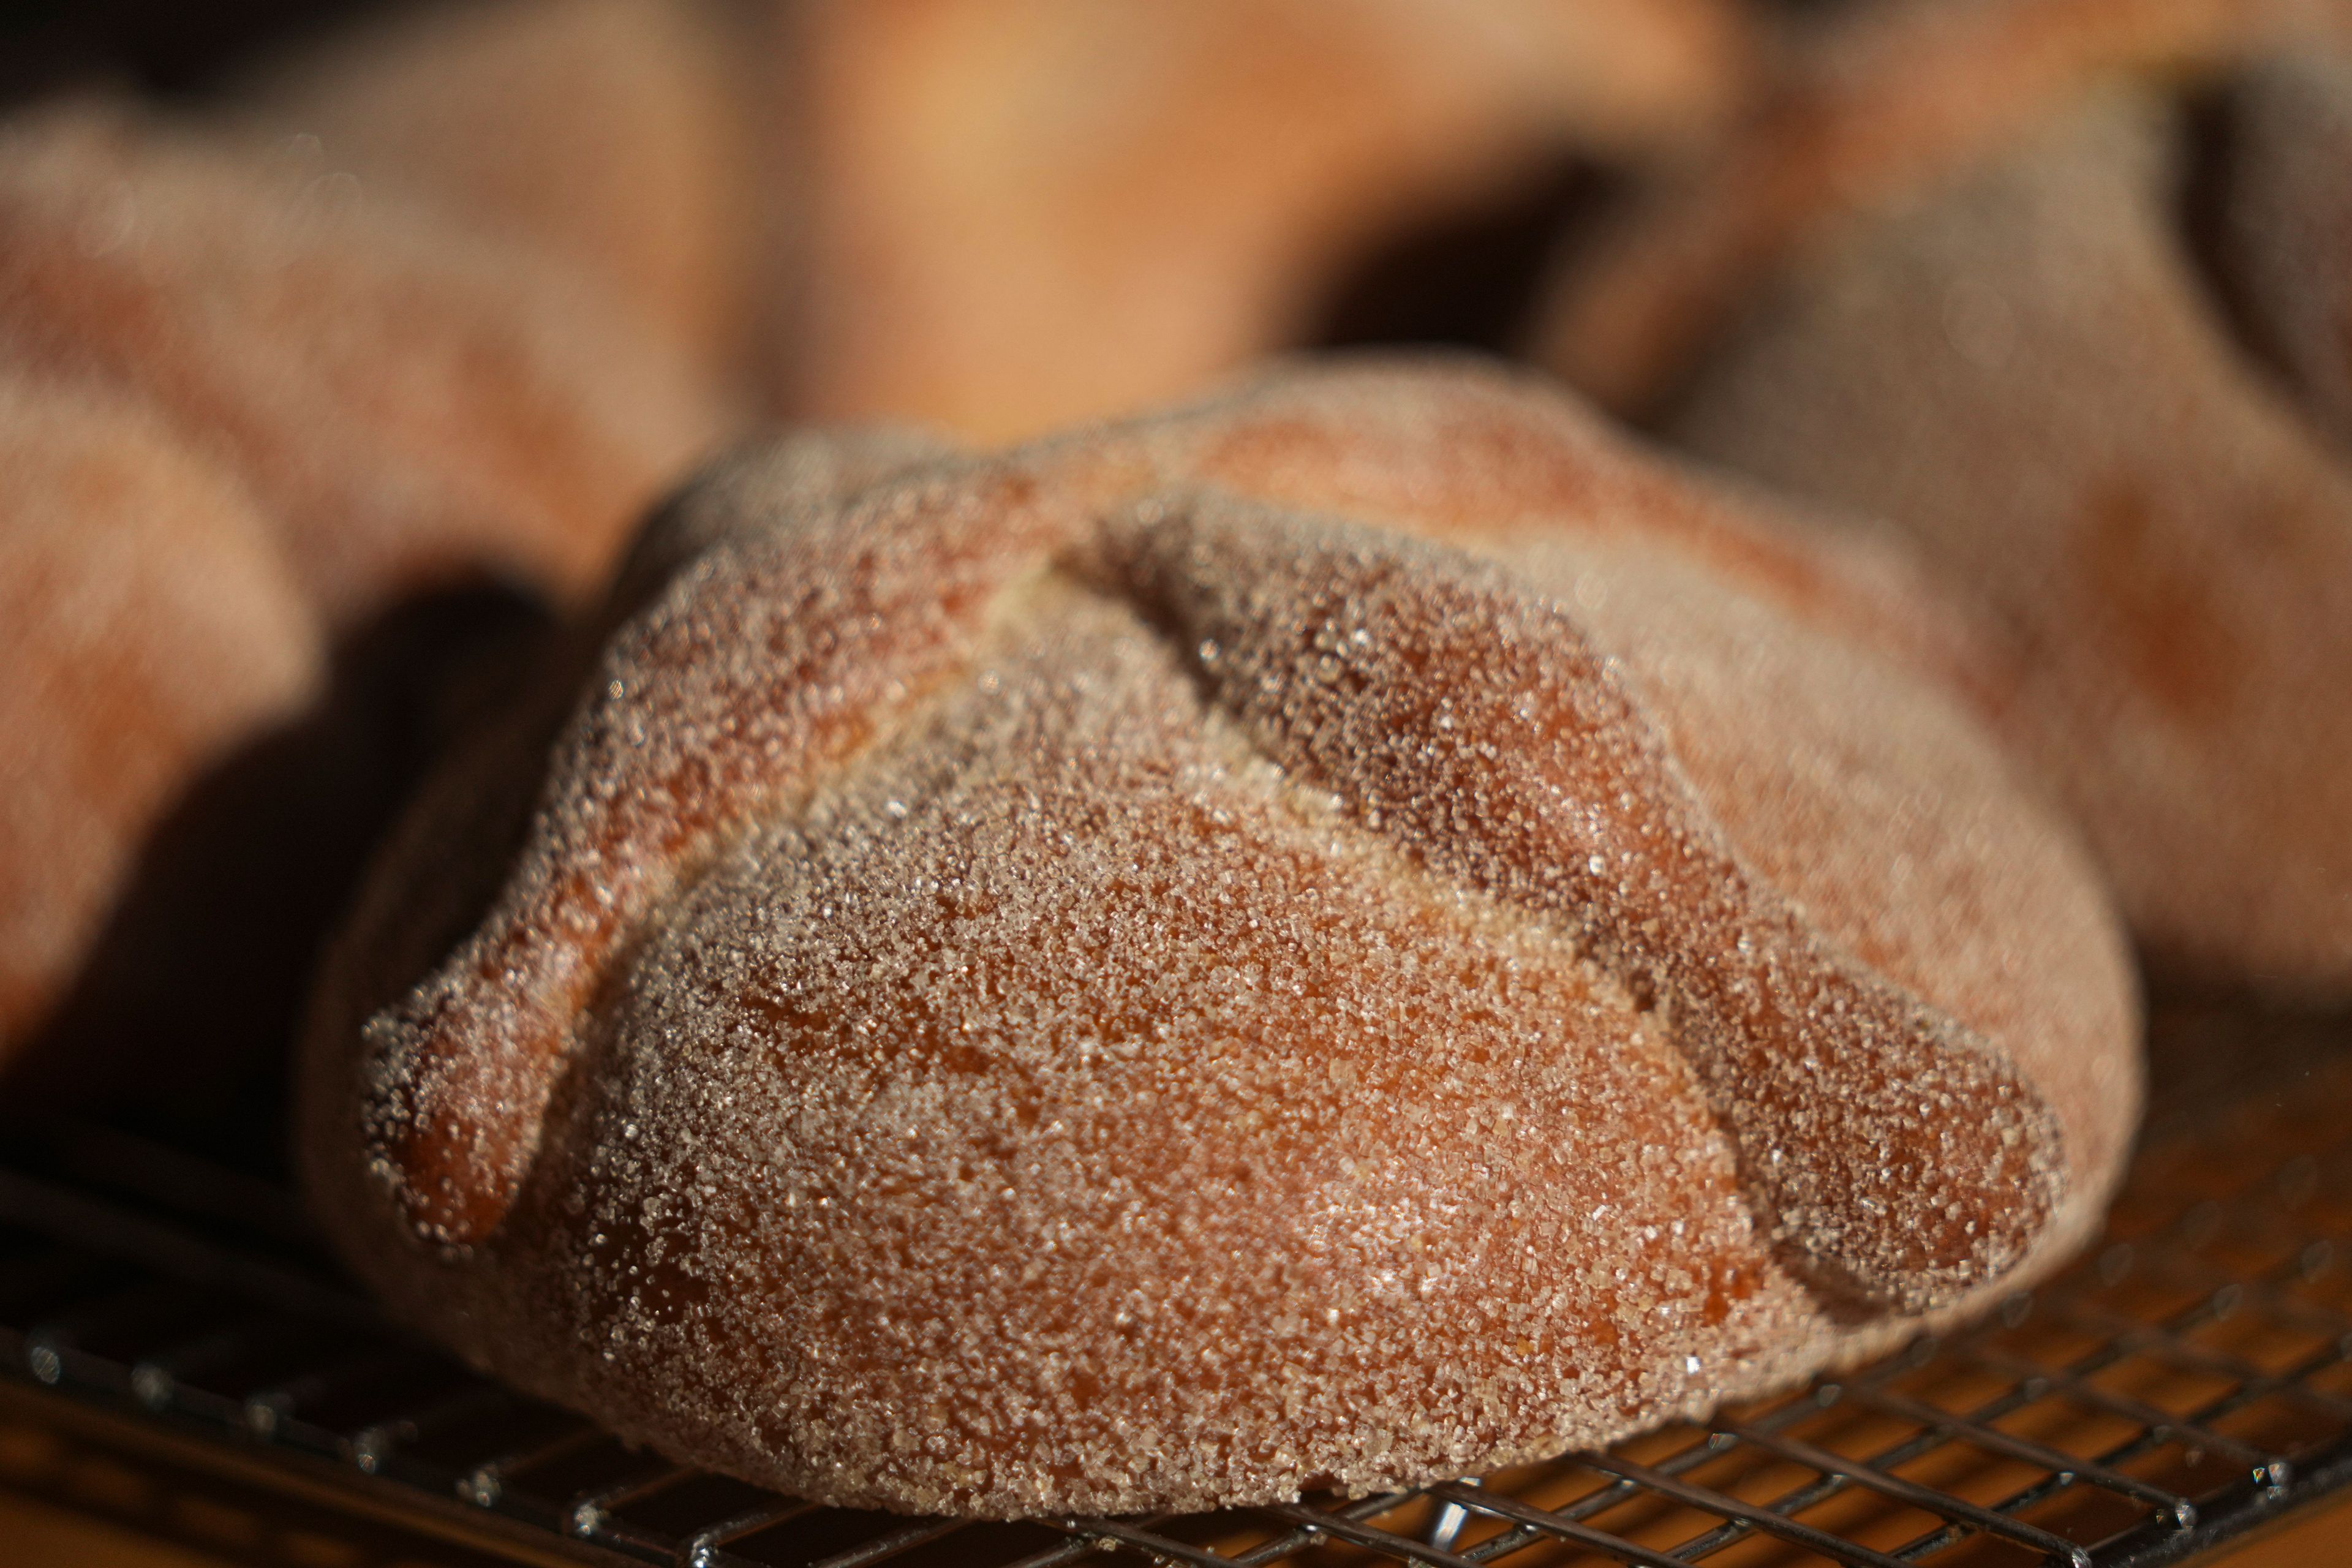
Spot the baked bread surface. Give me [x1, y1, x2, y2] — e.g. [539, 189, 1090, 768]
[302, 361, 2138, 1517]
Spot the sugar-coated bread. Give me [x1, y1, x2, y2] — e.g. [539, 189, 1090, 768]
[0, 372, 322, 1055]
[0, 101, 725, 624]
[1666, 93, 2352, 993]
[301, 362, 2138, 1517]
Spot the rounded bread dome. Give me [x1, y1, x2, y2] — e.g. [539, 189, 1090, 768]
[300, 361, 2139, 1518]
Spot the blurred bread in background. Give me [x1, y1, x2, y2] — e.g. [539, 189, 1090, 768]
[764, 0, 1755, 440]
[0, 102, 725, 618]
[247, 0, 1760, 443]
[1531, 0, 2352, 418]
[0, 372, 322, 1061]
[245, 0, 760, 389]
[1532, 0, 2352, 994]
[2209, 48, 2352, 454]
[0, 97, 727, 1090]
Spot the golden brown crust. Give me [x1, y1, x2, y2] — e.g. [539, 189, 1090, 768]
[1090, 358, 2008, 710]
[1106, 501, 2059, 1311]
[368, 464, 1073, 1244]
[303, 361, 2136, 1517]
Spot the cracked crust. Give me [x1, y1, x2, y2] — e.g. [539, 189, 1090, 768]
[301, 360, 2138, 1517]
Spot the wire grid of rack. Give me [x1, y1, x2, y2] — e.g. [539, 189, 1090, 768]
[0, 1004, 2348, 1568]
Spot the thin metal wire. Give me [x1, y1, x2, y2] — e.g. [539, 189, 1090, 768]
[681, 1502, 819, 1568]
[1423, 1479, 1693, 1567]
[1838, 1381, 2198, 1524]
[1578, 1449, 1912, 1567]
[1257, 1500, 1487, 1567]
[570, 1460, 696, 1544]
[1964, 1348, 2292, 1487]
[1719, 1418, 2094, 1564]
[1, 1017, 2348, 1567]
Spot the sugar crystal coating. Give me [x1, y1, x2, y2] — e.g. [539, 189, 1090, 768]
[1104, 499, 2059, 1310]
[302, 361, 2138, 1517]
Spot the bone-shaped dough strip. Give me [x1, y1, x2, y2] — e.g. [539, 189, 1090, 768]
[1107, 497, 2064, 1313]
[361, 462, 2062, 1313]
[360, 468, 1074, 1245]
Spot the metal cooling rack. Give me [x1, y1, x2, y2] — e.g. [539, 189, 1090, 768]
[1, 1004, 2350, 1568]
